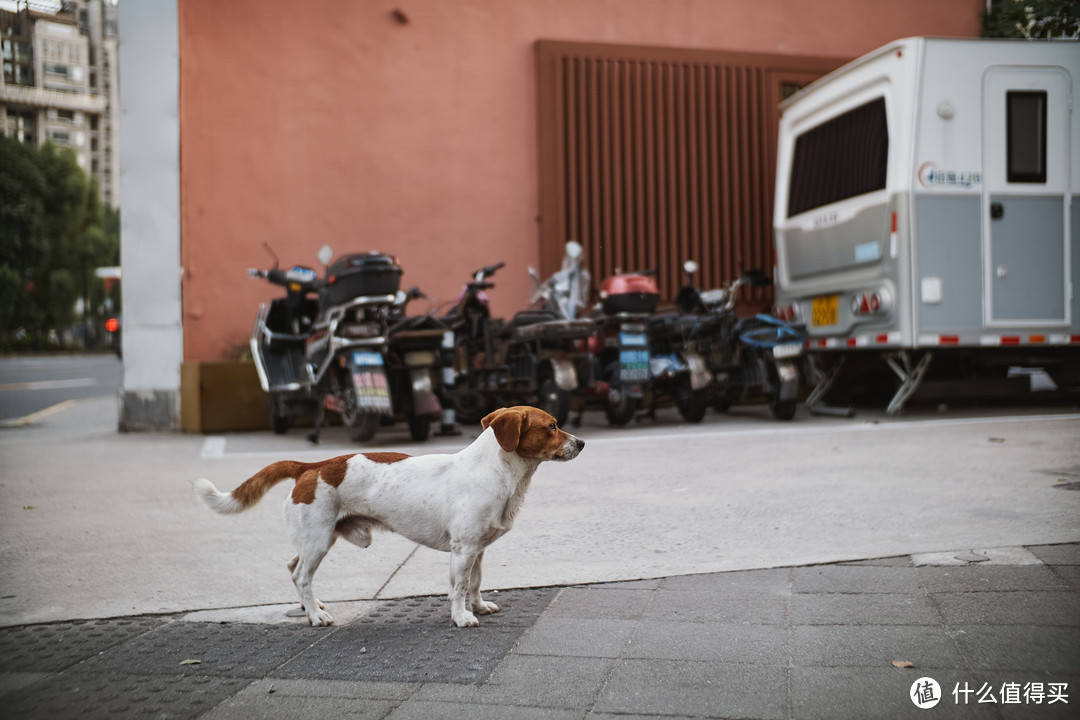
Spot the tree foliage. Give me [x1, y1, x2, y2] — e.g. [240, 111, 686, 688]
[0, 135, 119, 350]
[983, 0, 1080, 39]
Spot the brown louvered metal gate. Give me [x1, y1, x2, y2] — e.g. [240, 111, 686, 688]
[535, 41, 844, 306]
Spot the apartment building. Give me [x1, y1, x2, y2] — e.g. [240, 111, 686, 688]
[1, 0, 120, 207]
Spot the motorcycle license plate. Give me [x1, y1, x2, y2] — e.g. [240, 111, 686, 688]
[349, 351, 392, 413]
[811, 295, 838, 327]
[619, 349, 650, 383]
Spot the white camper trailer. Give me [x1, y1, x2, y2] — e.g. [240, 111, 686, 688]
[772, 37, 1080, 413]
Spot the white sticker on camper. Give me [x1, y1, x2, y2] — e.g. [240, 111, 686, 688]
[917, 162, 981, 189]
[855, 242, 882, 263]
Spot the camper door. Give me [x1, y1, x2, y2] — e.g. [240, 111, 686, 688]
[983, 67, 1071, 327]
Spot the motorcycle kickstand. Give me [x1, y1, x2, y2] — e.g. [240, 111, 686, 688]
[307, 403, 325, 444]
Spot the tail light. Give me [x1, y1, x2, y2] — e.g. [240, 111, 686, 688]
[772, 303, 799, 323]
[850, 288, 892, 316]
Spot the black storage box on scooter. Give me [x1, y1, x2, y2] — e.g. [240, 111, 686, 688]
[325, 253, 402, 306]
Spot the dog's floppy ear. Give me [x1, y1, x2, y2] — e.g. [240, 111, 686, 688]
[481, 408, 523, 453]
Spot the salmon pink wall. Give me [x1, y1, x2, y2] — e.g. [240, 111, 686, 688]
[179, 0, 982, 361]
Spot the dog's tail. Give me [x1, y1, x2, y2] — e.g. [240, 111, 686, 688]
[193, 460, 308, 515]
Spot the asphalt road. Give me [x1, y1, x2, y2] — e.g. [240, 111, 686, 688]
[0, 354, 122, 424]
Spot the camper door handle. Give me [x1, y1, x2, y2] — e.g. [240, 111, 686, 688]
[990, 202, 1004, 220]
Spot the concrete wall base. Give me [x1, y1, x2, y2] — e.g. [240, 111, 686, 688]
[118, 390, 180, 432]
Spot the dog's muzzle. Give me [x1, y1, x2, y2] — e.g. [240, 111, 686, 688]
[560, 435, 585, 460]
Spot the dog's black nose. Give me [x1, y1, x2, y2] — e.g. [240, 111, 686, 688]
[576, 438, 585, 450]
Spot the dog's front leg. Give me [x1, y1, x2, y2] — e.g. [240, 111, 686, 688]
[448, 544, 482, 627]
[468, 550, 499, 616]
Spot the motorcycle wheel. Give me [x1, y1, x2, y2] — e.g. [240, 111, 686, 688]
[604, 369, 637, 426]
[769, 398, 797, 421]
[337, 373, 380, 442]
[268, 395, 293, 434]
[407, 412, 432, 442]
[453, 393, 488, 427]
[711, 380, 741, 412]
[347, 412, 380, 442]
[675, 377, 708, 423]
[537, 378, 570, 427]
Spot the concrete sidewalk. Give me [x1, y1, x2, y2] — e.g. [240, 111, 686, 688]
[1, 393, 1078, 717]
[2, 543, 1077, 720]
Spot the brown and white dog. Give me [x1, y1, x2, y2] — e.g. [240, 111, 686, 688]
[193, 406, 584, 627]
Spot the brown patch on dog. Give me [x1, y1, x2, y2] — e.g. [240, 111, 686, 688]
[482, 408, 523, 452]
[232, 460, 307, 508]
[290, 469, 319, 504]
[363, 452, 411, 465]
[289, 455, 355, 504]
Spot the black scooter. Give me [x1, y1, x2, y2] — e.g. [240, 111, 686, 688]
[249, 246, 445, 442]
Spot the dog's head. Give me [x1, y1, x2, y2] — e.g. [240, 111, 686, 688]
[481, 406, 584, 462]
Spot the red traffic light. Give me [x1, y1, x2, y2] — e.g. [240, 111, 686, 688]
[105, 317, 120, 333]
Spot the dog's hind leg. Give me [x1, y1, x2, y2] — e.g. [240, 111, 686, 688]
[467, 550, 499, 616]
[287, 525, 336, 626]
[286, 556, 324, 610]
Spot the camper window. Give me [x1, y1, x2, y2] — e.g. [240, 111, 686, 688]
[1006, 91, 1047, 184]
[787, 97, 889, 217]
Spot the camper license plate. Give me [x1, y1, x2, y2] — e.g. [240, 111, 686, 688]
[811, 295, 838, 327]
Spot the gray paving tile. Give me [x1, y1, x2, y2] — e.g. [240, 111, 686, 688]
[513, 617, 638, 657]
[586, 578, 663, 590]
[596, 658, 787, 719]
[660, 567, 791, 595]
[919, 565, 1070, 593]
[949, 626, 1080, 672]
[793, 565, 921, 594]
[545, 586, 654, 619]
[626, 621, 787, 664]
[201, 691, 395, 720]
[838, 555, 914, 567]
[413, 655, 614, 709]
[793, 667, 1002, 720]
[645, 589, 789, 624]
[934, 591, 1080, 626]
[792, 593, 937, 626]
[793, 625, 966, 669]
[1052, 565, 1080, 591]
[387, 701, 582, 720]
[1027, 543, 1080, 566]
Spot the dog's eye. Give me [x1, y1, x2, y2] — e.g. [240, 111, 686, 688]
[549, 422, 557, 432]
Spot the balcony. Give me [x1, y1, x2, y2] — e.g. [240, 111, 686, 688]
[0, 83, 106, 113]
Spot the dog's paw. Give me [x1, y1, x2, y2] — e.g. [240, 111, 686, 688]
[452, 611, 480, 628]
[474, 600, 499, 615]
[308, 609, 335, 627]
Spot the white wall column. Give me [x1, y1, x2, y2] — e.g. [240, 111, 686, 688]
[116, 0, 182, 430]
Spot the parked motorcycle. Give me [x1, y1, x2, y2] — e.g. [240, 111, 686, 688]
[676, 262, 805, 420]
[573, 265, 658, 426]
[444, 258, 594, 426]
[249, 246, 446, 443]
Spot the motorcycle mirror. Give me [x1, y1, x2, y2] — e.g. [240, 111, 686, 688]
[317, 244, 334, 267]
[261, 242, 280, 269]
[683, 260, 699, 275]
[565, 241, 583, 259]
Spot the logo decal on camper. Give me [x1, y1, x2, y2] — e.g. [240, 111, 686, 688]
[918, 162, 981, 189]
